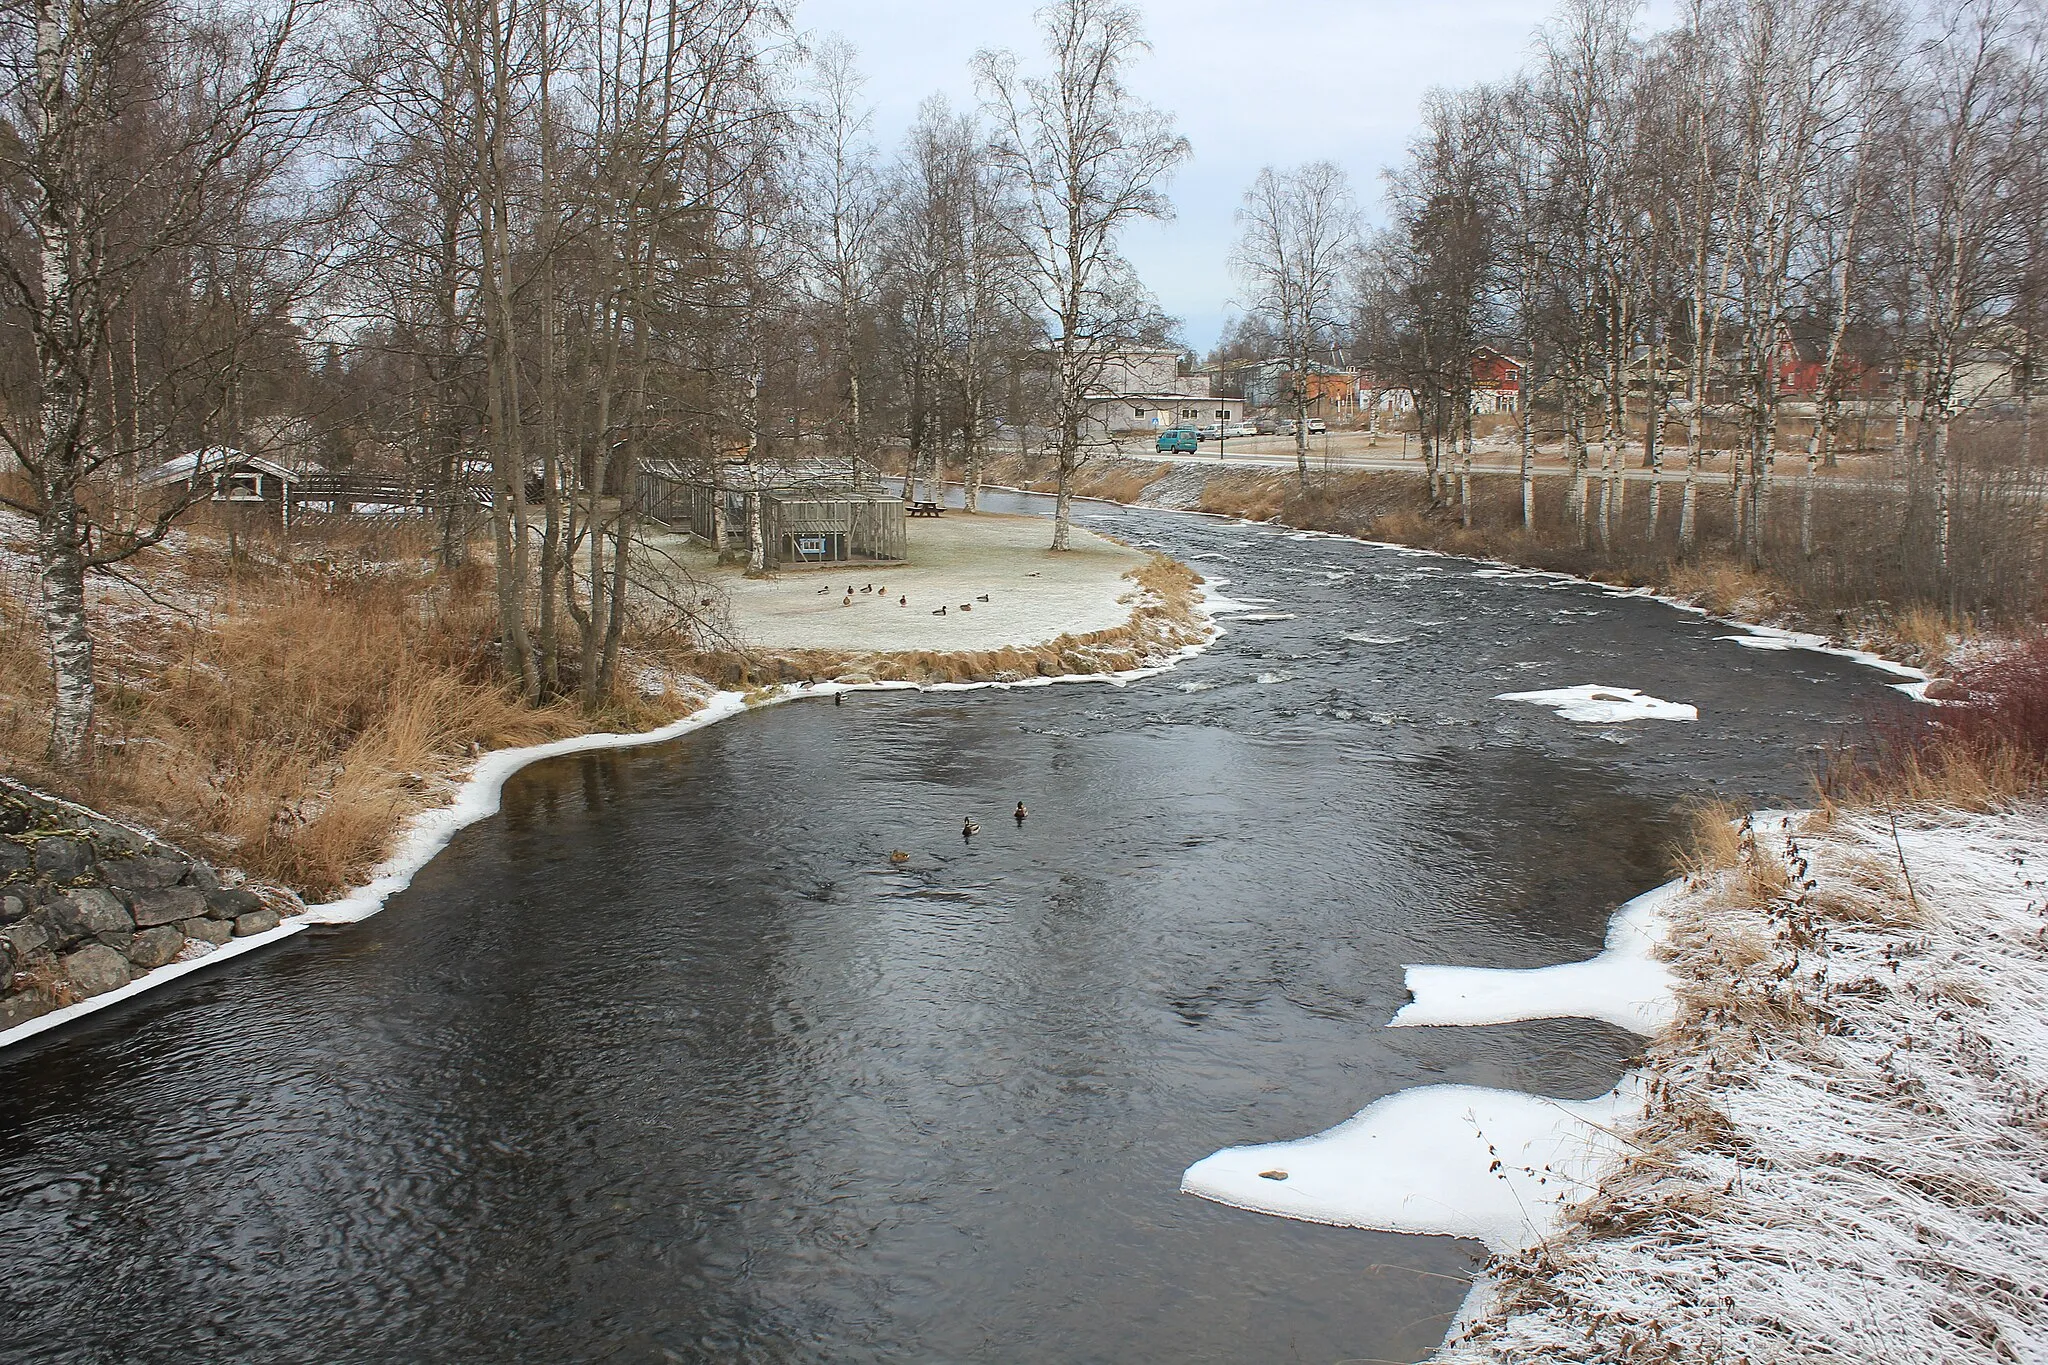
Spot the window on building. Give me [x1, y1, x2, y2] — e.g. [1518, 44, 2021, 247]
[1132, 406, 1148, 418]
[219, 471, 262, 501]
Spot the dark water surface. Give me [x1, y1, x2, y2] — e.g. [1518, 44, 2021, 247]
[0, 495, 1904, 1363]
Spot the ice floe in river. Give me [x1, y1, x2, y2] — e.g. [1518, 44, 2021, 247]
[1342, 632, 1411, 646]
[1391, 880, 1682, 1035]
[1182, 872, 1686, 1256]
[1180, 1079, 1644, 1253]
[1497, 685, 1697, 723]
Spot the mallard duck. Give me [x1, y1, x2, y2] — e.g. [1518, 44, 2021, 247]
[889, 849, 910, 864]
[1014, 802, 1027, 825]
[899, 595, 907, 606]
[932, 606, 947, 615]
[842, 593, 853, 606]
[977, 594, 990, 602]
[959, 602, 972, 612]
[962, 819, 980, 840]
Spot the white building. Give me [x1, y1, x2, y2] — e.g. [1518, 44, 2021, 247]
[1080, 348, 1241, 440]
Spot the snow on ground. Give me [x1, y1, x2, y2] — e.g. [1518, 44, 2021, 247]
[643, 513, 1148, 653]
[1439, 804, 2048, 1364]
[1498, 685, 1699, 723]
[1392, 880, 1683, 1035]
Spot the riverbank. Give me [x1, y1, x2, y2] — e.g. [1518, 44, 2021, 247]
[1170, 627, 2048, 1360]
[0, 506, 1213, 1041]
[979, 451, 2040, 676]
[1437, 798, 2048, 1363]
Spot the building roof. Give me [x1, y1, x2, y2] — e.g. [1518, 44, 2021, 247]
[140, 447, 298, 488]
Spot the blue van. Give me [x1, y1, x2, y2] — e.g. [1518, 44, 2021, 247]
[1155, 426, 1198, 453]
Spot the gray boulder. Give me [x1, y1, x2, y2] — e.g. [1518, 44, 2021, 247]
[0, 991, 56, 1029]
[181, 917, 232, 947]
[45, 889, 133, 944]
[130, 886, 207, 928]
[205, 888, 262, 920]
[32, 837, 93, 879]
[60, 943, 131, 996]
[187, 864, 222, 893]
[126, 925, 185, 970]
[0, 842, 28, 874]
[0, 892, 25, 924]
[231, 908, 282, 937]
[1, 918, 49, 960]
[101, 856, 190, 892]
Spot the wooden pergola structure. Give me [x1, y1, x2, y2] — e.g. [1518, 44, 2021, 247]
[642, 457, 907, 569]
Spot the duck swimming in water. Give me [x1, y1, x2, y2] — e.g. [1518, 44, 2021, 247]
[889, 849, 910, 864]
[1014, 802, 1027, 825]
[962, 818, 980, 840]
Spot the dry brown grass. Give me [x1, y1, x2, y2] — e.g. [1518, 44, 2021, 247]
[1882, 604, 1967, 672]
[3, 525, 702, 898]
[1072, 463, 1171, 504]
[1660, 561, 1791, 619]
[1829, 737, 2043, 810]
[1673, 799, 1749, 877]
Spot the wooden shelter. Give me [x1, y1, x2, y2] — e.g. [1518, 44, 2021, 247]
[643, 457, 905, 569]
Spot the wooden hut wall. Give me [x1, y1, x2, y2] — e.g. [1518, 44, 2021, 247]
[851, 498, 905, 562]
[759, 494, 905, 567]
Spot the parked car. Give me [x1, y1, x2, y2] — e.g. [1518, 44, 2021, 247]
[1256, 417, 1296, 436]
[1305, 417, 1327, 434]
[1196, 422, 1226, 441]
[1155, 426, 1198, 453]
[1231, 422, 1259, 438]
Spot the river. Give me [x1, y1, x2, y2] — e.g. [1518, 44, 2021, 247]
[0, 494, 1905, 1363]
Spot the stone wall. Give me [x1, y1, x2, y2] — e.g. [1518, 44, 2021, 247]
[1, 779, 286, 1030]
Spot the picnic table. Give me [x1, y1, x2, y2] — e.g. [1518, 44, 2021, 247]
[907, 501, 944, 518]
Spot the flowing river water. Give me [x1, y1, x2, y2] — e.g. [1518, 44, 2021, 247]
[0, 493, 1908, 1363]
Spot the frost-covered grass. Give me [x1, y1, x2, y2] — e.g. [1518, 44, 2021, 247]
[1438, 804, 2048, 1364]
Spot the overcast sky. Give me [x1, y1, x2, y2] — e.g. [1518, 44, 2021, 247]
[790, 0, 1638, 353]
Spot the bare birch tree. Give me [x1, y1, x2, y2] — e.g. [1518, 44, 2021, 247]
[975, 0, 1186, 551]
[0, 0, 333, 765]
[1232, 161, 1359, 488]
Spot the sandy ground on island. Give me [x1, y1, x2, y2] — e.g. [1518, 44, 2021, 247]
[646, 511, 1151, 652]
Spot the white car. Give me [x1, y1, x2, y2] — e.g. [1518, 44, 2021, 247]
[1231, 422, 1259, 437]
[1305, 417, 1327, 434]
[1196, 422, 1225, 440]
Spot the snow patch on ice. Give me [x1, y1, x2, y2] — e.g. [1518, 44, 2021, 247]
[1181, 1079, 1644, 1253]
[1392, 880, 1684, 1035]
[1498, 685, 1697, 723]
